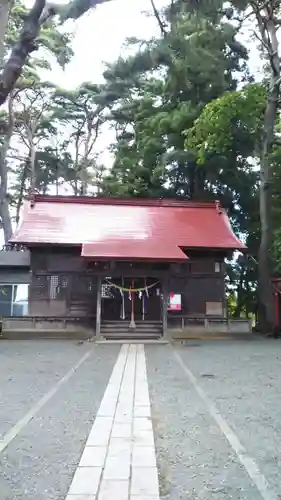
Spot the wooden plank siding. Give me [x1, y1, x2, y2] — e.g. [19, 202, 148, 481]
[28, 247, 226, 319]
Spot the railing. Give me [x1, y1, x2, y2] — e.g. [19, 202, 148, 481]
[167, 315, 252, 334]
[1, 315, 96, 333]
[0, 245, 30, 267]
[1, 244, 28, 252]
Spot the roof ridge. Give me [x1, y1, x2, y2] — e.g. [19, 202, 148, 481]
[29, 194, 219, 209]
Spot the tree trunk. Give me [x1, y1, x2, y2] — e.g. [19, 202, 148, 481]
[79, 124, 92, 196]
[234, 276, 244, 318]
[0, 93, 14, 243]
[0, 0, 12, 66]
[16, 157, 29, 224]
[258, 92, 277, 330]
[29, 136, 36, 192]
[0, 180, 13, 243]
[0, 145, 13, 243]
[253, 4, 281, 333]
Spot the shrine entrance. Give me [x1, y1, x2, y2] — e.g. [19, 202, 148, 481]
[101, 277, 162, 322]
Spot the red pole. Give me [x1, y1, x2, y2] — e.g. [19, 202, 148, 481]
[275, 289, 279, 327]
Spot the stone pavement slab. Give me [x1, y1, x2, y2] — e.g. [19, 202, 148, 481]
[65, 343, 160, 500]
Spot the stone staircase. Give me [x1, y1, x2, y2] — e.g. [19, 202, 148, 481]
[100, 320, 163, 340]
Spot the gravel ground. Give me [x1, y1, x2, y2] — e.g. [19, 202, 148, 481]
[171, 339, 281, 499]
[0, 340, 99, 438]
[0, 341, 120, 500]
[145, 341, 271, 500]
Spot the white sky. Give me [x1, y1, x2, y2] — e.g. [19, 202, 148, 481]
[44, 0, 166, 87]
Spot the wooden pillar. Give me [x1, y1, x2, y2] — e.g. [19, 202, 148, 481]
[129, 278, 136, 329]
[162, 276, 169, 338]
[96, 276, 102, 339]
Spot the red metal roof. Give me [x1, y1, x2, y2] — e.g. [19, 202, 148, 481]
[82, 241, 187, 261]
[11, 195, 246, 260]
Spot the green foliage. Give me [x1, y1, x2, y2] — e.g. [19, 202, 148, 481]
[101, 0, 250, 200]
[49, 83, 106, 195]
[5, 0, 74, 71]
[185, 84, 267, 163]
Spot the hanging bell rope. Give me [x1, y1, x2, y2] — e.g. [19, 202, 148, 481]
[105, 279, 160, 293]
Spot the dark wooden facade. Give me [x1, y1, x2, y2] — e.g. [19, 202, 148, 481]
[27, 246, 227, 334]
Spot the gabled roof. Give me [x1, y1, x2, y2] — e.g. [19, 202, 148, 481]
[11, 195, 246, 261]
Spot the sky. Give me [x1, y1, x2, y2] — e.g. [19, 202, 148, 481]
[45, 0, 166, 88]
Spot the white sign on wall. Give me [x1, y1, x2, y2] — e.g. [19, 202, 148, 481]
[168, 293, 182, 311]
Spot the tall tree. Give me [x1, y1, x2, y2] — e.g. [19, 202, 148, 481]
[221, 0, 281, 330]
[0, 0, 113, 105]
[9, 81, 58, 209]
[0, 0, 73, 242]
[52, 83, 105, 195]
[101, 0, 249, 198]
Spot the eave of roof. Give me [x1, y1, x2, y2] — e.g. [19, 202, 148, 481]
[81, 241, 188, 262]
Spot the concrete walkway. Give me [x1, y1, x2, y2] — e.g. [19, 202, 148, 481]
[66, 344, 159, 499]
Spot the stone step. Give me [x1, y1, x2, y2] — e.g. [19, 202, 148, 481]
[101, 320, 162, 324]
[101, 329, 162, 334]
[101, 325, 162, 331]
[101, 332, 162, 340]
[100, 320, 163, 340]
[101, 321, 162, 328]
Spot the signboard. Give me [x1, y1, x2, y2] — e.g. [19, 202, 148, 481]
[168, 292, 181, 311]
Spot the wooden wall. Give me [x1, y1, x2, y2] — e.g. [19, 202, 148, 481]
[29, 247, 97, 317]
[28, 246, 226, 318]
[168, 256, 225, 316]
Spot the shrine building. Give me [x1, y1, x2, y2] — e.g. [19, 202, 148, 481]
[6, 195, 248, 339]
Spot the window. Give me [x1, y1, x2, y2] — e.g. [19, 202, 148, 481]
[12, 284, 29, 316]
[49, 275, 59, 299]
[0, 285, 13, 316]
[0, 284, 29, 317]
[33, 275, 48, 299]
[48, 275, 69, 300]
[101, 283, 113, 299]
